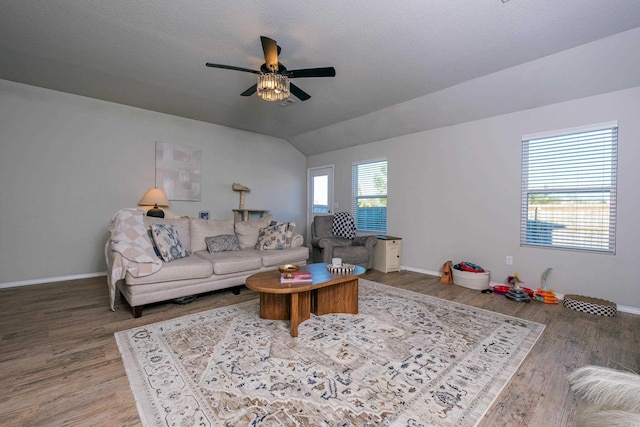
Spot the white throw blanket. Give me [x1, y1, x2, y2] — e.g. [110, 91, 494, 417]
[106, 209, 162, 311]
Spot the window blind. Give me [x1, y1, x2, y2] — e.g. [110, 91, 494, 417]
[520, 122, 617, 253]
[352, 159, 387, 232]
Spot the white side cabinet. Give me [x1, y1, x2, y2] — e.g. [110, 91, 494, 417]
[373, 236, 402, 273]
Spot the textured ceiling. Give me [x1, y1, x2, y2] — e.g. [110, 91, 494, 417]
[1, 0, 640, 155]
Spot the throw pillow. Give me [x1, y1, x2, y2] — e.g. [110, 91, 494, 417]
[332, 212, 356, 239]
[150, 223, 189, 262]
[255, 222, 289, 250]
[190, 218, 235, 252]
[143, 216, 191, 253]
[269, 220, 296, 247]
[234, 214, 273, 248]
[205, 234, 241, 253]
[146, 229, 161, 257]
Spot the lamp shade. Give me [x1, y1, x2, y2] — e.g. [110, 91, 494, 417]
[139, 187, 169, 207]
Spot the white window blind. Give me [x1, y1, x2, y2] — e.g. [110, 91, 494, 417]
[520, 122, 617, 253]
[352, 159, 387, 232]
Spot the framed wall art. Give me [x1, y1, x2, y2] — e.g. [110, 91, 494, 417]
[155, 142, 202, 201]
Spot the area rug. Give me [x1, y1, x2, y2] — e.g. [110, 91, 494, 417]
[115, 279, 545, 426]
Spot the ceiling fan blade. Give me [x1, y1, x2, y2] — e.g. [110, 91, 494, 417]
[206, 63, 259, 74]
[260, 36, 279, 72]
[285, 67, 336, 78]
[240, 84, 257, 97]
[290, 83, 311, 101]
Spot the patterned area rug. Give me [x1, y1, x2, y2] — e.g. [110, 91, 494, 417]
[115, 280, 545, 426]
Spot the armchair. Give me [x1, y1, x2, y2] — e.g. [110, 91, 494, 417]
[310, 214, 377, 269]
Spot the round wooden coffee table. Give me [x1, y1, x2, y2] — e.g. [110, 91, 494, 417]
[245, 263, 365, 337]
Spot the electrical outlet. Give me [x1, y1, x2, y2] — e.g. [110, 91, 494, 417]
[506, 256, 513, 265]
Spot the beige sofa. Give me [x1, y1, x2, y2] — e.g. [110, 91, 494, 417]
[106, 214, 308, 318]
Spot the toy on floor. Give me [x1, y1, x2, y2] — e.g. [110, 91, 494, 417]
[534, 267, 559, 304]
[440, 260, 453, 284]
[505, 272, 531, 302]
[507, 272, 522, 287]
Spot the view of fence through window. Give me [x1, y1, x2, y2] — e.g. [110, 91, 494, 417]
[352, 159, 387, 232]
[521, 124, 617, 253]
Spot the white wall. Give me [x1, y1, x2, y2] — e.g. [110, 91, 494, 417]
[308, 86, 640, 309]
[0, 79, 307, 285]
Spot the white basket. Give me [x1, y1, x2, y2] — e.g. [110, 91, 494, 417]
[451, 269, 491, 290]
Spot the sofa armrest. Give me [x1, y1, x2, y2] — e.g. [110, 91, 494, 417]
[353, 235, 378, 250]
[290, 232, 304, 248]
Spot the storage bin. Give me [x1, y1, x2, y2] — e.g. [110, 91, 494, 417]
[451, 269, 491, 290]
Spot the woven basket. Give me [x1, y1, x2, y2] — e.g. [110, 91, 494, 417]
[563, 294, 617, 317]
[451, 269, 490, 290]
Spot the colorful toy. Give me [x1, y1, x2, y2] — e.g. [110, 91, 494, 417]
[534, 267, 559, 304]
[505, 272, 531, 302]
[507, 272, 523, 287]
[493, 285, 510, 295]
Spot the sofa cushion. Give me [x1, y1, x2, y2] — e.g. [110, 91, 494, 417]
[313, 215, 334, 238]
[150, 224, 189, 262]
[206, 234, 241, 253]
[190, 218, 235, 252]
[234, 215, 273, 248]
[260, 246, 310, 267]
[125, 254, 213, 285]
[144, 216, 191, 252]
[255, 222, 289, 250]
[332, 245, 368, 265]
[196, 249, 263, 274]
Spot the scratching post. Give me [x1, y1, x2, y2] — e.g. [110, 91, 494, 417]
[232, 182, 250, 209]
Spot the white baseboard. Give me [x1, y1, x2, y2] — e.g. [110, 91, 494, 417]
[0, 272, 107, 289]
[402, 265, 441, 277]
[400, 265, 640, 315]
[617, 305, 640, 315]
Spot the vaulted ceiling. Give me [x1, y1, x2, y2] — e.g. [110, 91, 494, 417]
[2, 1, 640, 155]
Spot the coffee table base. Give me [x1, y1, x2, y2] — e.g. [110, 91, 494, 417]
[258, 280, 359, 338]
[312, 279, 358, 316]
[260, 291, 311, 337]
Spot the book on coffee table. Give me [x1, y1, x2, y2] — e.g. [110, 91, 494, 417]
[280, 272, 313, 283]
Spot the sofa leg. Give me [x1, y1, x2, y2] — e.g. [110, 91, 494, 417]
[132, 306, 143, 318]
[231, 286, 242, 296]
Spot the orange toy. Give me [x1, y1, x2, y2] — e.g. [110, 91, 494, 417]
[534, 288, 559, 304]
[534, 268, 558, 303]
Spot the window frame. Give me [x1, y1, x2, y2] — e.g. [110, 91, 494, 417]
[520, 122, 618, 254]
[352, 158, 387, 233]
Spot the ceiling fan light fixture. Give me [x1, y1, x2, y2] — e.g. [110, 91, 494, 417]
[257, 73, 290, 101]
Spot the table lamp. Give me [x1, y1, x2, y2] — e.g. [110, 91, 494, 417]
[139, 187, 169, 218]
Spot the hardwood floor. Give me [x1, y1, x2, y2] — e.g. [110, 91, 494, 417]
[1, 270, 638, 426]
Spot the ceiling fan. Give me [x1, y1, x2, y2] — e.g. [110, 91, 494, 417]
[206, 36, 336, 102]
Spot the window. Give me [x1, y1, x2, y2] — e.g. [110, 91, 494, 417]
[520, 122, 617, 253]
[352, 159, 387, 232]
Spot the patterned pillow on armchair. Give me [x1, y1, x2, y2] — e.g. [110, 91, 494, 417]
[332, 212, 356, 239]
